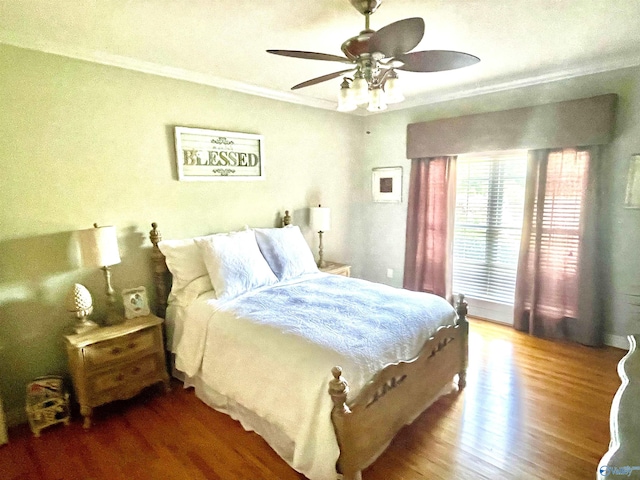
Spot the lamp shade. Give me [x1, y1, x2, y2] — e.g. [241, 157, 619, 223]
[309, 205, 331, 232]
[76, 225, 121, 267]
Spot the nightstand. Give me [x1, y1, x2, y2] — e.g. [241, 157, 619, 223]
[320, 262, 351, 277]
[64, 314, 170, 428]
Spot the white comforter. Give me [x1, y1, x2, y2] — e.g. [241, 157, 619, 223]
[172, 272, 457, 480]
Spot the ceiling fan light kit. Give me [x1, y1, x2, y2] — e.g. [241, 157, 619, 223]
[268, 0, 480, 113]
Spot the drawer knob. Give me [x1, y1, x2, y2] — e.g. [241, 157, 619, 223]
[127, 342, 137, 349]
[115, 373, 125, 382]
[111, 347, 123, 355]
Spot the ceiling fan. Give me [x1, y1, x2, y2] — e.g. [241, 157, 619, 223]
[267, 0, 479, 112]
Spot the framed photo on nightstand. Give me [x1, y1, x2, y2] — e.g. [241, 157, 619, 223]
[122, 286, 150, 319]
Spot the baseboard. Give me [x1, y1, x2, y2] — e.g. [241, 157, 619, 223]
[604, 334, 631, 350]
[469, 316, 629, 351]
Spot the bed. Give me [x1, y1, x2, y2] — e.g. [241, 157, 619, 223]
[148, 218, 468, 480]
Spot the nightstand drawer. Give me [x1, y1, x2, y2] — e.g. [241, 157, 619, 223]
[83, 328, 157, 369]
[90, 355, 159, 395]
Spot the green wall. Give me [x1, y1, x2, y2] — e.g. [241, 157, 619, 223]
[0, 44, 361, 423]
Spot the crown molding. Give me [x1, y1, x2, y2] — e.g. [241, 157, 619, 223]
[0, 32, 337, 111]
[396, 52, 640, 111]
[2, 30, 640, 115]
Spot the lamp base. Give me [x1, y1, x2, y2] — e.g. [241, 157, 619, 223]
[316, 230, 326, 269]
[104, 308, 124, 326]
[102, 265, 123, 326]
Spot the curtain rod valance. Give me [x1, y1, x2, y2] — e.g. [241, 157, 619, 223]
[406, 94, 617, 159]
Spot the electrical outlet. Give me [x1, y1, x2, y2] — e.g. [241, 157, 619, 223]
[386, 268, 394, 279]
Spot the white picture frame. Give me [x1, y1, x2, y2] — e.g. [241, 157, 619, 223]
[624, 154, 640, 208]
[372, 167, 403, 203]
[122, 286, 150, 319]
[174, 126, 265, 181]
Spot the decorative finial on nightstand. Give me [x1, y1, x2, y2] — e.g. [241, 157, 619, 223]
[283, 210, 291, 226]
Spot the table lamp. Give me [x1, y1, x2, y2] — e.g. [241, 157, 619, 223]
[309, 205, 331, 268]
[76, 223, 121, 325]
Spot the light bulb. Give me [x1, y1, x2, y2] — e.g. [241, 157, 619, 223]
[367, 87, 387, 112]
[352, 73, 369, 105]
[384, 72, 404, 104]
[337, 78, 357, 112]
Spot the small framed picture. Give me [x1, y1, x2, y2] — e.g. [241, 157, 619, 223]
[372, 167, 403, 203]
[624, 154, 640, 208]
[122, 286, 150, 319]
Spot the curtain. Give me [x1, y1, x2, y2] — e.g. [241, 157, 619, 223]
[403, 156, 457, 300]
[514, 147, 603, 345]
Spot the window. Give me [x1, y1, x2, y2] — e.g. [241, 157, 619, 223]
[453, 151, 527, 311]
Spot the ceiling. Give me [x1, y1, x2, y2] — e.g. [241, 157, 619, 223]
[2, 0, 640, 114]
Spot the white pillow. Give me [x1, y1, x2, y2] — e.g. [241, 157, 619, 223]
[195, 229, 278, 300]
[169, 275, 215, 307]
[254, 225, 318, 281]
[157, 237, 212, 299]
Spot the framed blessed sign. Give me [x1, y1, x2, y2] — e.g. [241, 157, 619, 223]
[174, 126, 264, 181]
[372, 167, 402, 203]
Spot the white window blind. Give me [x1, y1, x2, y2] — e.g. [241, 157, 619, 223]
[453, 151, 528, 305]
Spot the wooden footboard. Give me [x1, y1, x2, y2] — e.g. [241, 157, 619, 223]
[328, 295, 469, 480]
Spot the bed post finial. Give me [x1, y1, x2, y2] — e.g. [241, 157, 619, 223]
[150, 222, 168, 318]
[456, 293, 468, 318]
[329, 366, 350, 415]
[455, 293, 469, 389]
[282, 210, 291, 226]
[150, 222, 161, 246]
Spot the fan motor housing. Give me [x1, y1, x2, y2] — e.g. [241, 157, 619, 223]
[349, 0, 383, 15]
[341, 31, 376, 60]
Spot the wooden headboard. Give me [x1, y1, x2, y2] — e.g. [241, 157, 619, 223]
[149, 211, 292, 318]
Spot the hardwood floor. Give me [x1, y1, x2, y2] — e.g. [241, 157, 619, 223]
[0, 319, 625, 480]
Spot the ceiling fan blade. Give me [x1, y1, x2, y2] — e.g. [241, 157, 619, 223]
[291, 69, 355, 90]
[267, 50, 353, 64]
[368, 17, 425, 58]
[396, 50, 480, 72]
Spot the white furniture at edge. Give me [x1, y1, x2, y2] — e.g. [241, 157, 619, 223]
[597, 334, 640, 479]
